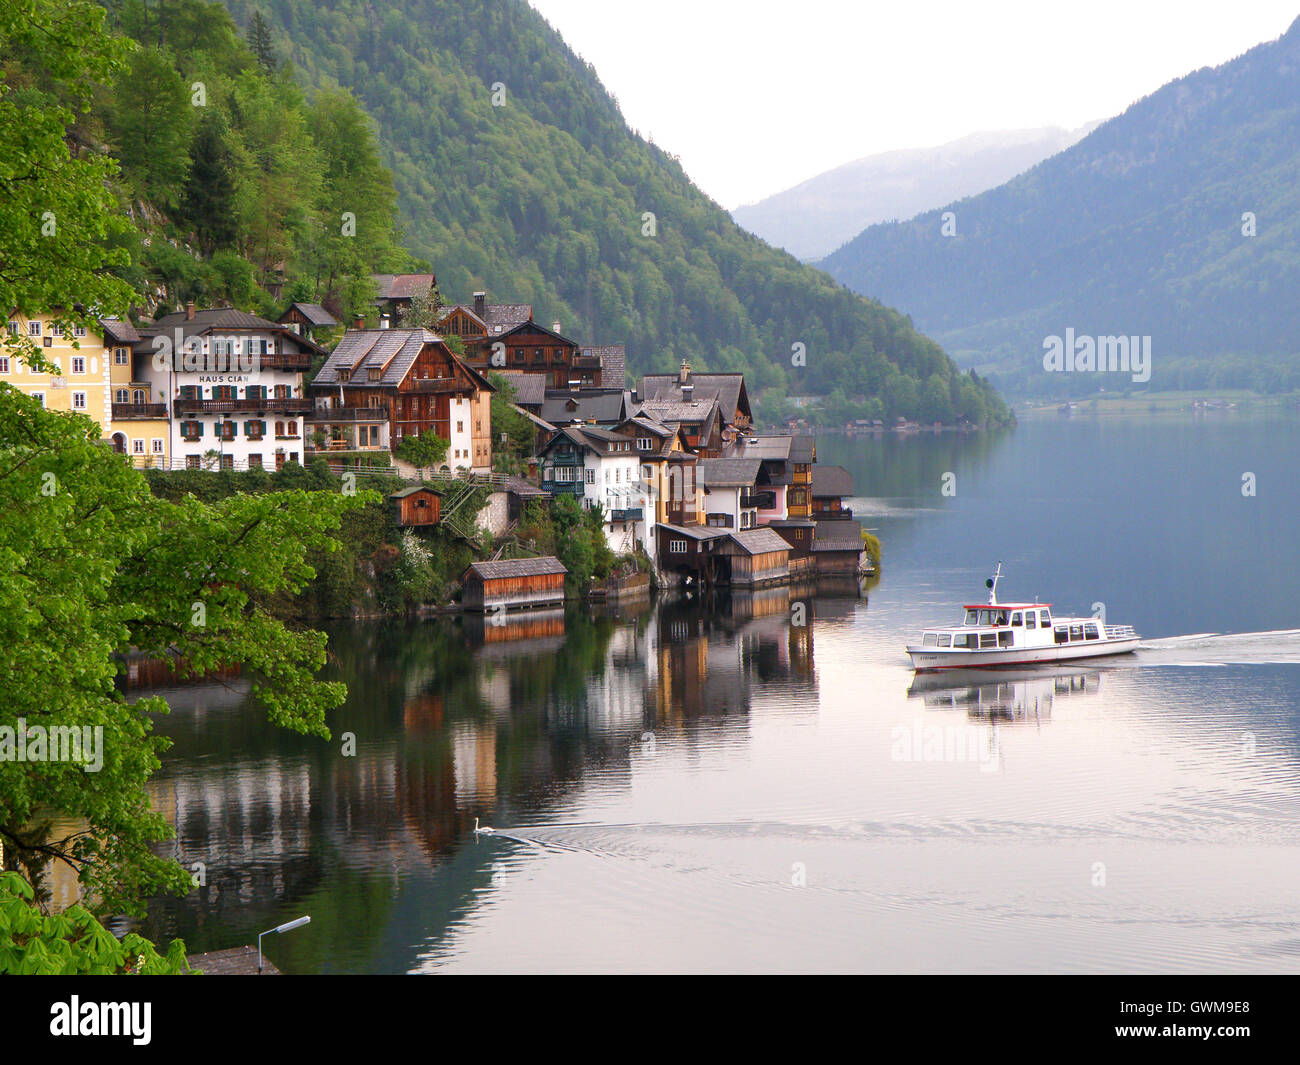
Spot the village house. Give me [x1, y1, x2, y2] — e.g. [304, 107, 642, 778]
[2, 311, 170, 467]
[390, 485, 442, 528]
[277, 302, 339, 345]
[539, 387, 634, 429]
[713, 528, 792, 587]
[640, 361, 752, 432]
[308, 327, 493, 474]
[537, 424, 645, 554]
[370, 274, 437, 322]
[811, 465, 855, 521]
[136, 304, 323, 471]
[635, 394, 725, 456]
[698, 457, 763, 531]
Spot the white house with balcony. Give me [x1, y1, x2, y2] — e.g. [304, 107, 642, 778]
[137, 306, 324, 471]
[537, 425, 646, 555]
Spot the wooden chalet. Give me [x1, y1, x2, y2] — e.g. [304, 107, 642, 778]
[811, 465, 855, 520]
[640, 361, 753, 430]
[308, 328, 494, 473]
[812, 519, 867, 575]
[277, 302, 338, 342]
[390, 485, 442, 527]
[371, 274, 437, 319]
[636, 394, 725, 456]
[461, 557, 567, 612]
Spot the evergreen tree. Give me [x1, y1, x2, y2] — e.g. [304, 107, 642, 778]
[246, 10, 277, 73]
[180, 110, 238, 255]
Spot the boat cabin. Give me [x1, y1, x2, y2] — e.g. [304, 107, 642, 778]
[962, 604, 1052, 629]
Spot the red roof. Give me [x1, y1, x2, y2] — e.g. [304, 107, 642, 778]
[962, 603, 1052, 609]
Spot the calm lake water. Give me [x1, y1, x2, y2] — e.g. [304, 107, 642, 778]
[139, 413, 1300, 973]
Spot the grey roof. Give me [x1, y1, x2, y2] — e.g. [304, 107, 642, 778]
[811, 465, 855, 498]
[282, 302, 338, 327]
[371, 274, 435, 301]
[789, 435, 816, 463]
[642, 372, 748, 423]
[466, 557, 567, 580]
[146, 307, 283, 333]
[726, 435, 792, 460]
[541, 424, 629, 456]
[584, 344, 626, 388]
[495, 474, 548, 498]
[812, 519, 865, 552]
[98, 317, 140, 344]
[540, 388, 628, 426]
[726, 528, 791, 555]
[482, 304, 533, 332]
[390, 485, 443, 499]
[656, 523, 728, 542]
[493, 372, 547, 406]
[698, 457, 762, 488]
[311, 329, 491, 393]
[636, 395, 720, 427]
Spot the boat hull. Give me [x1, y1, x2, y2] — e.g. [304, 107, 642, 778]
[906, 637, 1141, 672]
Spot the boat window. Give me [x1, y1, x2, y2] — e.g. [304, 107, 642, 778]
[938, 633, 952, 648]
[997, 630, 1013, 647]
[979, 633, 998, 649]
[923, 633, 939, 646]
[1054, 625, 1069, 645]
[1011, 612, 1022, 626]
[1039, 610, 1051, 626]
[1025, 612, 1037, 629]
[955, 633, 976, 649]
[1084, 623, 1100, 640]
[964, 610, 977, 625]
[1069, 623, 1084, 642]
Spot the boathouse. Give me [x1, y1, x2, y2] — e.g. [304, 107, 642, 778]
[811, 519, 866, 575]
[461, 556, 567, 612]
[715, 528, 791, 586]
[390, 485, 442, 527]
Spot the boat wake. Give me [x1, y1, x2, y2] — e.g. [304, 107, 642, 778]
[1136, 628, 1300, 667]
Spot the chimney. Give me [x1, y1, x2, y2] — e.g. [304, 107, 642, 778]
[185, 300, 195, 321]
[678, 358, 690, 386]
[552, 320, 562, 334]
[352, 314, 365, 329]
[473, 291, 486, 318]
[379, 313, 390, 330]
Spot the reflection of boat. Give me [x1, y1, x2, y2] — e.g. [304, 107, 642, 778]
[906, 563, 1140, 671]
[908, 666, 1102, 721]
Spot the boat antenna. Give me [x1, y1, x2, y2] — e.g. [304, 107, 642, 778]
[986, 561, 1003, 605]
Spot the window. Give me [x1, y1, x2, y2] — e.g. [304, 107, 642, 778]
[1054, 626, 1069, 645]
[50, 322, 63, 337]
[1069, 623, 1084, 642]
[1040, 610, 1051, 626]
[585, 469, 596, 484]
[964, 610, 978, 625]
[74, 326, 86, 338]
[213, 385, 236, 400]
[637, 437, 653, 450]
[979, 633, 998, 649]
[670, 539, 688, 554]
[220, 454, 234, 471]
[28, 322, 41, 337]
[179, 385, 200, 400]
[275, 421, 285, 437]
[287, 420, 298, 437]
[245, 420, 265, 439]
[131, 439, 145, 455]
[245, 385, 266, 400]
[938, 633, 952, 648]
[248, 454, 263, 469]
[31, 393, 44, 407]
[71, 392, 86, 410]
[115, 348, 129, 365]
[368, 368, 382, 381]
[997, 630, 1013, 647]
[456, 421, 464, 433]
[367, 395, 384, 408]
[0, 357, 8, 374]
[114, 388, 128, 404]
[186, 455, 201, 470]
[1084, 623, 1100, 641]
[923, 633, 938, 647]
[274, 385, 289, 398]
[1011, 612, 1022, 626]
[219, 421, 237, 440]
[151, 439, 164, 455]
[181, 420, 203, 440]
[132, 389, 146, 404]
[6, 321, 18, 336]
[554, 466, 576, 483]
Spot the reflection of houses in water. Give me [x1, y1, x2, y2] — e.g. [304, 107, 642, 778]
[645, 593, 819, 726]
[908, 669, 1102, 722]
[462, 608, 567, 647]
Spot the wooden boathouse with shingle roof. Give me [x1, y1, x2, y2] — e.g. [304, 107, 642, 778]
[461, 556, 568, 612]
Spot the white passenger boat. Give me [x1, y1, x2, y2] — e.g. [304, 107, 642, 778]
[906, 564, 1140, 671]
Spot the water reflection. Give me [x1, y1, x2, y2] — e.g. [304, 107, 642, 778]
[908, 666, 1104, 722]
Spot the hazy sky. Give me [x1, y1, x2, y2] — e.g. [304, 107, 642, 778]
[528, 1, 1299, 208]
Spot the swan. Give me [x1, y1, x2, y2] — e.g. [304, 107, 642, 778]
[474, 816, 495, 836]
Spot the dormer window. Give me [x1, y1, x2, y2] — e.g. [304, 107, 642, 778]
[368, 368, 382, 381]
[338, 369, 351, 382]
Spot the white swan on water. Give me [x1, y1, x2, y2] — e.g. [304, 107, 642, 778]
[474, 817, 495, 836]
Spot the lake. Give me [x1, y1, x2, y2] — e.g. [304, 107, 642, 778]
[139, 413, 1300, 973]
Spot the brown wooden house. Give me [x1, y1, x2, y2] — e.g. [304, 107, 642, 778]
[462, 557, 568, 611]
[308, 328, 494, 474]
[390, 485, 443, 527]
[811, 465, 855, 520]
[714, 528, 791, 586]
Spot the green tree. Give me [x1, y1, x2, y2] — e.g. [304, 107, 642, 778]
[180, 109, 238, 255]
[245, 9, 277, 73]
[107, 44, 193, 209]
[487, 372, 535, 473]
[395, 430, 450, 474]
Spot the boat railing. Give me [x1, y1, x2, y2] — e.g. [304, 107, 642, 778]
[1104, 624, 1138, 640]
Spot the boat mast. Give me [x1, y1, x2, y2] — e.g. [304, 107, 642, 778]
[986, 562, 1003, 605]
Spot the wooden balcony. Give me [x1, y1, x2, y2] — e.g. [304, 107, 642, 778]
[111, 402, 167, 419]
[307, 406, 390, 422]
[408, 377, 468, 394]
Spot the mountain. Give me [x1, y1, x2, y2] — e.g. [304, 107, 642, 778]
[818, 18, 1300, 398]
[207, 0, 1009, 426]
[732, 126, 1093, 261]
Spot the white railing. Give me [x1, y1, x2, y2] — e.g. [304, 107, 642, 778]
[1104, 624, 1138, 640]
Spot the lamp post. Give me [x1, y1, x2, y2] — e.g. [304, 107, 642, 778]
[257, 915, 310, 974]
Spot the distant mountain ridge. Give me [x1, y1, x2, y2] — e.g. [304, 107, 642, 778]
[733, 125, 1094, 261]
[818, 17, 1300, 396]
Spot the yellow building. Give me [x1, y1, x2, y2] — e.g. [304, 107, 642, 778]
[2, 312, 169, 468]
